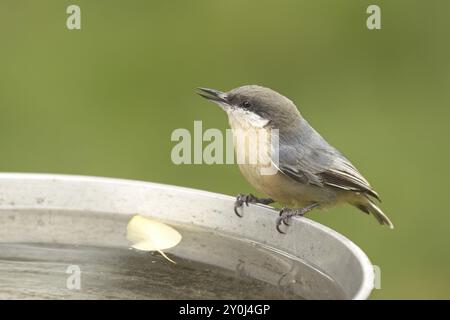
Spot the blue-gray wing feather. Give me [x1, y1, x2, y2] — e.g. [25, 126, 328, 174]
[274, 119, 380, 200]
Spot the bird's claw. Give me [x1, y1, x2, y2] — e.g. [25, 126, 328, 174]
[234, 194, 274, 217]
[275, 216, 286, 234]
[234, 194, 255, 217]
[276, 207, 293, 233]
[280, 208, 292, 226]
[275, 203, 319, 234]
[234, 201, 243, 217]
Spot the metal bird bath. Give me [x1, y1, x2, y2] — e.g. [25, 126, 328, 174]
[0, 173, 374, 299]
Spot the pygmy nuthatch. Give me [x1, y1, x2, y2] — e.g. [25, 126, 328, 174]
[198, 85, 394, 233]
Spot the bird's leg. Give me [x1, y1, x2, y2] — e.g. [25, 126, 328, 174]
[234, 194, 274, 217]
[276, 203, 319, 234]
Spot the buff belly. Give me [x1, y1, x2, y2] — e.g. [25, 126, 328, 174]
[237, 162, 341, 208]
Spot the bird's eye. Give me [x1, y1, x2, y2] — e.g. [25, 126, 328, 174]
[242, 100, 251, 108]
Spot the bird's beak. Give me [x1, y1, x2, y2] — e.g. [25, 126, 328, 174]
[197, 87, 230, 109]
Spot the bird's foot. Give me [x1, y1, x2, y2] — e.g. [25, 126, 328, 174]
[276, 203, 319, 234]
[234, 194, 274, 217]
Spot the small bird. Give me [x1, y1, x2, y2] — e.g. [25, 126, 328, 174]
[198, 85, 394, 233]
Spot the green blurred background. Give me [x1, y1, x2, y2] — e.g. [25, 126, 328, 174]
[1, 0, 449, 299]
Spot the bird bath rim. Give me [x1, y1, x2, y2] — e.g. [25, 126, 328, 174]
[0, 172, 374, 300]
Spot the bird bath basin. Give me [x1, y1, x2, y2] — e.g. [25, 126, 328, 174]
[0, 173, 374, 299]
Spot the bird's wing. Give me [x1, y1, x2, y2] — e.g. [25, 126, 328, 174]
[274, 144, 326, 187]
[275, 144, 380, 201]
[318, 156, 380, 201]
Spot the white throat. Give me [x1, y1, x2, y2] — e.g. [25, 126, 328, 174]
[226, 108, 270, 130]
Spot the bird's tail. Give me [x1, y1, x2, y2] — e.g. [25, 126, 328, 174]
[355, 198, 394, 229]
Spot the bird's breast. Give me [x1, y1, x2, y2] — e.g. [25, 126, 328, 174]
[228, 114, 338, 207]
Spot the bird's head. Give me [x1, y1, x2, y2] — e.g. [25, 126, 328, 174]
[197, 85, 301, 129]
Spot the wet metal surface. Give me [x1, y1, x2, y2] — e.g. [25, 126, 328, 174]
[0, 209, 346, 299]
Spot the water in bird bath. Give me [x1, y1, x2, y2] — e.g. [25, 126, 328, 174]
[0, 209, 347, 299]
